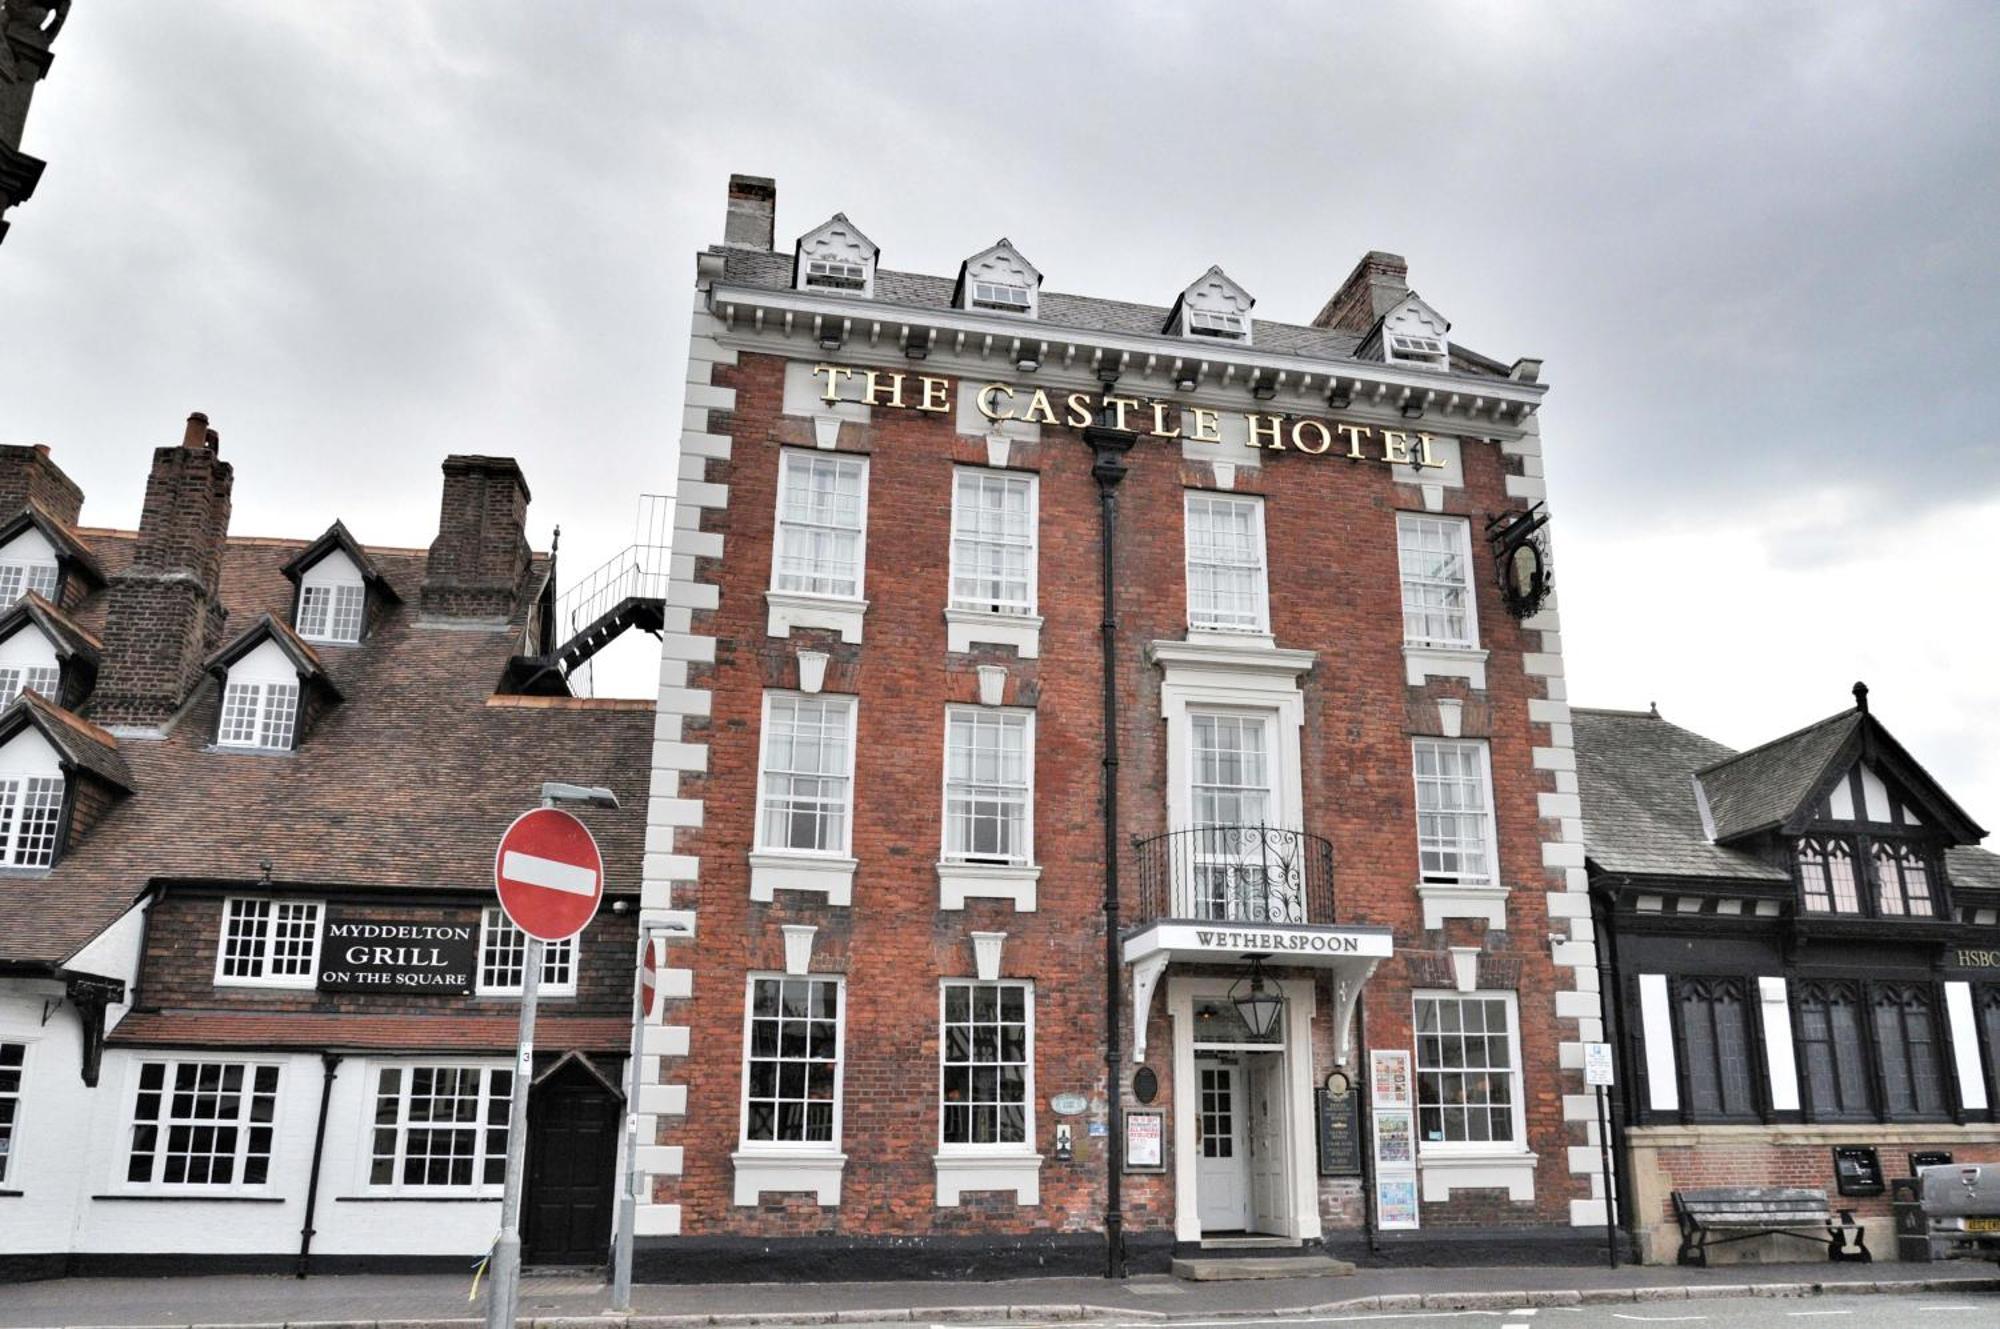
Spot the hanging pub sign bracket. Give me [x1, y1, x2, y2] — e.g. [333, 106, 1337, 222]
[1486, 502, 1554, 619]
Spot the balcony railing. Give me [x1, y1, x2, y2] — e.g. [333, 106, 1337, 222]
[1134, 826, 1336, 926]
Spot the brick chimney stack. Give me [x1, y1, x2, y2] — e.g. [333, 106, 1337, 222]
[0, 442, 84, 525]
[724, 174, 776, 250]
[95, 413, 235, 728]
[1313, 251, 1410, 335]
[420, 456, 533, 621]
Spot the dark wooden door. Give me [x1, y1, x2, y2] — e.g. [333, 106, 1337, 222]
[523, 1058, 621, 1266]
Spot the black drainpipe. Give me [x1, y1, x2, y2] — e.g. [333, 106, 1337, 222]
[1086, 407, 1137, 1280]
[297, 1051, 344, 1278]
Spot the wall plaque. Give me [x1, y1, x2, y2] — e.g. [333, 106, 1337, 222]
[317, 913, 477, 993]
[1049, 1092, 1089, 1117]
[1315, 1071, 1363, 1176]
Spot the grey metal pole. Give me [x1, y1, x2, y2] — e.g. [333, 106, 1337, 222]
[1596, 1083, 1617, 1268]
[486, 935, 543, 1329]
[611, 928, 653, 1313]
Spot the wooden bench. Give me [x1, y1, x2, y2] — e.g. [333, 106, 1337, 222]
[1673, 1187, 1869, 1266]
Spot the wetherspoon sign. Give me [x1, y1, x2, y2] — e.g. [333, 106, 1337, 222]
[810, 364, 1450, 470]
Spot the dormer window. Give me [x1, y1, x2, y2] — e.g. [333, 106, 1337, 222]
[0, 666, 59, 710]
[0, 774, 62, 867]
[804, 258, 867, 292]
[219, 679, 298, 751]
[970, 281, 1031, 313]
[1385, 333, 1447, 367]
[0, 560, 57, 606]
[1167, 266, 1255, 347]
[955, 239, 1042, 320]
[297, 579, 364, 643]
[793, 213, 879, 299]
[1187, 309, 1247, 341]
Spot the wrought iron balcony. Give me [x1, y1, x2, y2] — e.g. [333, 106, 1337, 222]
[1134, 825, 1336, 927]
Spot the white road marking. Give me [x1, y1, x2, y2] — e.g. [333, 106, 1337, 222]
[1917, 1308, 1981, 1313]
[1609, 1316, 1708, 1324]
[1784, 1315, 1851, 1319]
[501, 849, 598, 895]
[977, 1315, 1518, 1329]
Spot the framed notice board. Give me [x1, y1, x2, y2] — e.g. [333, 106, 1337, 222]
[1315, 1072, 1363, 1176]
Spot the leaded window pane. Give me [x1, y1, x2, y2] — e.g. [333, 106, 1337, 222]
[1678, 977, 1758, 1120]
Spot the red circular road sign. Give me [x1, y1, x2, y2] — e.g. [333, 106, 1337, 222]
[494, 807, 605, 943]
[639, 937, 658, 1021]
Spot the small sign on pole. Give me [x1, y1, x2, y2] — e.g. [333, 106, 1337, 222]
[1582, 1041, 1618, 1267]
[1583, 1041, 1615, 1087]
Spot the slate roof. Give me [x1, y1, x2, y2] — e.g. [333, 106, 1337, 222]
[1574, 705, 2000, 892]
[1694, 711, 1863, 842]
[1, 531, 654, 972]
[1571, 708, 1790, 883]
[715, 247, 1513, 378]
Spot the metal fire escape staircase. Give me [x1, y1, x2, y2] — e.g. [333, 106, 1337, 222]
[501, 495, 672, 697]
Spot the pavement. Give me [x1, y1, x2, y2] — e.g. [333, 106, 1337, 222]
[4, 1263, 2000, 1329]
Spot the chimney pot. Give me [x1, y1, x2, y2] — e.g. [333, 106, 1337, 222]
[204, 427, 220, 450]
[724, 173, 777, 251]
[182, 412, 209, 449]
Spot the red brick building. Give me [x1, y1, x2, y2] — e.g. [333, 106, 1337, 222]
[631, 177, 1600, 1276]
[0, 419, 654, 1278]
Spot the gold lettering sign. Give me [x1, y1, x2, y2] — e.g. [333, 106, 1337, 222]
[816, 364, 1446, 470]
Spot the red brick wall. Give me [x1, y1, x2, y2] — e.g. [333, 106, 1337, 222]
[664, 351, 1578, 1235]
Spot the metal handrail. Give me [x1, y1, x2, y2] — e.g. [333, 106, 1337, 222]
[1133, 825, 1335, 925]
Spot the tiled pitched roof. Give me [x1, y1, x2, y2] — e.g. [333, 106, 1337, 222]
[1571, 708, 1791, 883]
[279, 519, 403, 600]
[0, 501, 106, 587]
[1694, 711, 1863, 842]
[0, 590, 99, 663]
[108, 1010, 632, 1055]
[717, 247, 1513, 377]
[205, 611, 336, 691]
[0, 689, 133, 791]
[1950, 846, 2000, 894]
[1, 534, 652, 971]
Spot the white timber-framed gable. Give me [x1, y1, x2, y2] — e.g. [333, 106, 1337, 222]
[0, 723, 64, 868]
[1167, 265, 1255, 345]
[0, 523, 60, 607]
[955, 238, 1041, 319]
[793, 213, 879, 298]
[1379, 293, 1452, 370]
[294, 546, 367, 645]
[0, 615, 61, 709]
[214, 639, 302, 753]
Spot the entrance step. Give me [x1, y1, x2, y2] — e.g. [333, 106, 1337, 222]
[1171, 1254, 1355, 1281]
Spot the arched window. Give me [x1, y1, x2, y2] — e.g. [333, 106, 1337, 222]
[1872, 982, 1947, 1118]
[1873, 842, 1936, 917]
[1676, 977, 1759, 1120]
[1794, 980, 1872, 1121]
[1796, 837, 1860, 913]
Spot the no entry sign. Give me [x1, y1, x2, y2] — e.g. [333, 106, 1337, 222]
[494, 807, 605, 942]
[639, 936, 658, 1021]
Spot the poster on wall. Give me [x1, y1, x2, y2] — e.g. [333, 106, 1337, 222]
[1369, 1049, 1412, 1109]
[1373, 1109, 1415, 1167]
[1125, 1111, 1165, 1172]
[1376, 1176, 1420, 1230]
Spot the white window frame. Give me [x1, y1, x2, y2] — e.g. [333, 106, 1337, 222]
[1386, 333, 1448, 368]
[217, 678, 300, 751]
[1185, 308, 1247, 341]
[0, 559, 58, 606]
[753, 691, 858, 859]
[0, 1039, 26, 1186]
[120, 1055, 284, 1193]
[948, 468, 1039, 618]
[1397, 514, 1479, 651]
[0, 663, 60, 709]
[0, 772, 64, 868]
[296, 581, 365, 644]
[474, 906, 577, 997]
[803, 256, 868, 292]
[1184, 492, 1269, 635]
[1411, 991, 1527, 1155]
[769, 450, 869, 602]
[940, 706, 1035, 867]
[360, 1059, 513, 1196]
[213, 896, 324, 989]
[968, 280, 1032, 314]
[937, 979, 1035, 1155]
[1410, 739, 1500, 889]
[737, 973, 846, 1154]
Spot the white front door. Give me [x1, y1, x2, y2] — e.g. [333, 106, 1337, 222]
[1194, 1059, 1250, 1231]
[1247, 1054, 1288, 1235]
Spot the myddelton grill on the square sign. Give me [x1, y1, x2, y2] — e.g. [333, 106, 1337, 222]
[486, 796, 607, 1329]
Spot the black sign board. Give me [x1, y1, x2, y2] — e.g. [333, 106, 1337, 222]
[317, 913, 478, 993]
[1316, 1071, 1364, 1176]
[1911, 1150, 1954, 1176]
[1833, 1145, 1885, 1197]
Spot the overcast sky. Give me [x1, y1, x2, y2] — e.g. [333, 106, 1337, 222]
[3, 2, 1996, 824]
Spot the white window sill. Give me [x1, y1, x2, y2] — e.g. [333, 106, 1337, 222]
[933, 1151, 1042, 1206]
[766, 591, 868, 644]
[1416, 1147, 1537, 1202]
[731, 1150, 845, 1206]
[1185, 625, 1276, 650]
[750, 850, 858, 906]
[1403, 643, 1488, 689]
[944, 606, 1043, 659]
[936, 861, 1041, 912]
[1415, 880, 1508, 930]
